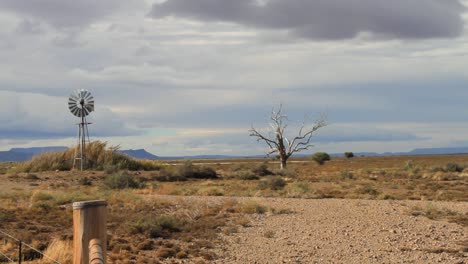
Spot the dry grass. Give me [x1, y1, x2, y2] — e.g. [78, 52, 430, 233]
[42, 238, 73, 263]
[11, 141, 161, 172]
[409, 204, 468, 227]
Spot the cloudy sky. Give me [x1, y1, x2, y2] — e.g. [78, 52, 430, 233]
[1, 0, 468, 156]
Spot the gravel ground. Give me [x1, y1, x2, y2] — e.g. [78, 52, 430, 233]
[208, 198, 467, 264]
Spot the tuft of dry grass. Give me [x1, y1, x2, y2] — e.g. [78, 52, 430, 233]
[42, 238, 73, 263]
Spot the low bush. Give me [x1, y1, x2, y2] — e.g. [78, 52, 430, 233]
[153, 161, 217, 181]
[312, 152, 331, 165]
[251, 162, 273, 176]
[130, 215, 183, 238]
[445, 163, 464, 173]
[344, 152, 354, 158]
[273, 168, 297, 178]
[104, 172, 143, 189]
[340, 170, 355, 180]
[239, 201, 268, 214]
[258, 176, 287, 190]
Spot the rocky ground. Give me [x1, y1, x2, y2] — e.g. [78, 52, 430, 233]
[208, 198, 467, 264]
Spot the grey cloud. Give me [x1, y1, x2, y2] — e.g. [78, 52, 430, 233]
[150, 0, 465, 40]
[0, 0, 143, 28]
[15, 19, 44, 34]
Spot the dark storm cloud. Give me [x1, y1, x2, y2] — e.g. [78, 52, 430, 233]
[149, 0, 465, 39]
[0, 0, 142, 28]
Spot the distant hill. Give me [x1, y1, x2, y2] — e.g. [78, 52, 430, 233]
[0, 146, 160, 162]
[407, 147, 468, 155]
[10, 146, 68, 154]
[3, 146, 468, 162]
[119, 149, 159, 160]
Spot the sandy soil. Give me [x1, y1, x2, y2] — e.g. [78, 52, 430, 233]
[206, 198, 468, 264]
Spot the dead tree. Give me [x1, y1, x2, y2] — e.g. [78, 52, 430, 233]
[249, 105, 327, 169]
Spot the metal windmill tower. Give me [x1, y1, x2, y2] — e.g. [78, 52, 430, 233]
[68, 89, 95, 171]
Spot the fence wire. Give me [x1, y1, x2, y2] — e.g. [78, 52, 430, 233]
[0, 229, 61, 264]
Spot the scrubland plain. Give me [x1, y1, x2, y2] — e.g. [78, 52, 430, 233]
[0, 152, 466, 263]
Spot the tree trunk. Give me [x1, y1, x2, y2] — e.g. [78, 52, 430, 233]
[280, 157, 287, 169]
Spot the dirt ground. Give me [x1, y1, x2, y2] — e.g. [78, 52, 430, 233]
[205, 197, 468, 264]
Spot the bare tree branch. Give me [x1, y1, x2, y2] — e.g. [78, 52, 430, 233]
[249, 105, 327, 169]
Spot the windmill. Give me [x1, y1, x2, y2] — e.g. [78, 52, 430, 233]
[68, 89, 95, 171]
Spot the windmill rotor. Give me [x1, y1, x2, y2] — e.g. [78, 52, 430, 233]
[68, 89, 94, 117]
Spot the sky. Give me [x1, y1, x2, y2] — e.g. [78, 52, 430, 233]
[1, 0, 468, 156]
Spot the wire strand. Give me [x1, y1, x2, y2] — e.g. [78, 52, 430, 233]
[0, 251, 14, 263]
[0, 230, 61, 264]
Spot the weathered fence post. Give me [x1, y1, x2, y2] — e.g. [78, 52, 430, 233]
[73, 200, 107, 264]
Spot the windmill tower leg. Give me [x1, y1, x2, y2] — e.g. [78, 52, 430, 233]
[81, 116, 85, 171]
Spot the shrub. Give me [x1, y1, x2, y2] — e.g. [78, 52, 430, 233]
[357, 185, 379, 196]
[403, 160, 415, 171]
[104, 172, 143, 189]
[312, 152, 331, 165]
[286, 181, 311, 196]
[193, 166, 217, 179]
[251, 162, 273, 176]
[239, 201, 267, 214]
[236, 171, 259, 180]
[153, 169, 187, 182]
[445, 163, 464, 173]
[155, 162, 217, 181]
[258, 176, 287, 190]
[340, 170, 355, 180]
[78, 177, 92, 186]
[344, 152, 354, 158]
[130, 215, 182, 238]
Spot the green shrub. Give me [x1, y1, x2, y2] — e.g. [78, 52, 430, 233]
[340, 170, 355, 180]
[344, 152, 354, 158]
[357, 185, 379, 195]
[236, 171, 259, 180]
[155, 161, 217, 181]
[193, 166, 217, 179]
[312, 152, 331, 165]
[153, 169, 187, 182]
[258, 176, 287, 190]
[251, 162, 273, 176]
[79, 176, 92, 186]
[445, 163, 464, 173]
[104, 172, 143, 189]
[130, 215, 182, 238]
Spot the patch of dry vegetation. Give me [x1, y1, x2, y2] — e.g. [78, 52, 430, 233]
[409, 204, 468, 227]
[0, 181, 269, 263]
[11, 141, 161, 173]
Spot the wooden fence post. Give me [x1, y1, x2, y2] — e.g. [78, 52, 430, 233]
[73, 200, 107, 264]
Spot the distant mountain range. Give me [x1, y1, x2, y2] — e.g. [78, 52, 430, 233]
[2, 146, 468, 162]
